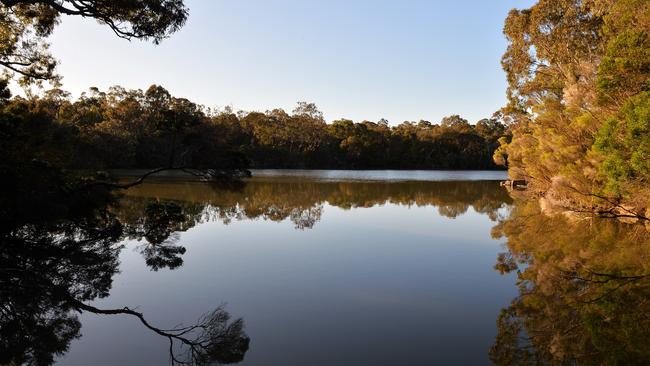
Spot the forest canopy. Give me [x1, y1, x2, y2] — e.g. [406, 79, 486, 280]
[0, 84, 507, 171]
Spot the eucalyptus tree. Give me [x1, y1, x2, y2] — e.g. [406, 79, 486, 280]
[0, 0, 188, 84]
[497, 0, 650, 218]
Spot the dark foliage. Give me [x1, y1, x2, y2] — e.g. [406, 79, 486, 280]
[0, 186, 250, 365]
[0, 85, 508, 175]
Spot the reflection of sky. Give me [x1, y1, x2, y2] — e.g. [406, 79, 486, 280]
[60, 199, 517, 365]
[326, 203, 496, 241]
[251, 169, 509, 182]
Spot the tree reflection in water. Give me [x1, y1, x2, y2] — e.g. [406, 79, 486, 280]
[1, 177, 514, 365]
[10, 176, 650, 365]
[0, 190, 249, 365]
[491, 197, 650, 365]
[119, 178, 512, 230]
[103, 179, 511, 273]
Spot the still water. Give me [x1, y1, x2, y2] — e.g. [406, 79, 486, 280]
[51, 170, 511, 365]
[40, 170, 650, 365]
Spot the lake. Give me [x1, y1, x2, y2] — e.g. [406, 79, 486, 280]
[44, 170, 508, 365]
[35, 170, 650, 365]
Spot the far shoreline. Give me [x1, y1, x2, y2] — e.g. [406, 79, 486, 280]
[104, 168, 509, 182]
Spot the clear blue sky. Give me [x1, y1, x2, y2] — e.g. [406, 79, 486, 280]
[50, 0, 534, 125]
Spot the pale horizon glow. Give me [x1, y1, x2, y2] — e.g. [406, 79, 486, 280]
[44, 0, 535, 125]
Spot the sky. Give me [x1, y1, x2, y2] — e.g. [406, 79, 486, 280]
[49, 0, 535, 125]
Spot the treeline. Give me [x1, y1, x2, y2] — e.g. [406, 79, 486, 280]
[0, 82, 507, 172]
[496, 0, 650, 218]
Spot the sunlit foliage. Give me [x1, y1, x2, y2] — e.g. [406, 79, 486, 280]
[497, 0, 650, 218]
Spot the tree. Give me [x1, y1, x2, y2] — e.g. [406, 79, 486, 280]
[440, 115, 471, 132]
[592, 91, 650, 197]
[0, 0, 188, 84]
[496, 0, 650, 218]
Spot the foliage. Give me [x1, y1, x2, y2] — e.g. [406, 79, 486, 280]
[593, 92, 650, 196]
[497, 0, 650, 217]
[0, 85, 507, 171]
[0, 184, 250, 365]
[0, 0, 188, 84]
[1, 84, 250, 170]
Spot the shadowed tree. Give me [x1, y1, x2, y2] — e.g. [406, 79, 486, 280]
[0, 0, 188, 84]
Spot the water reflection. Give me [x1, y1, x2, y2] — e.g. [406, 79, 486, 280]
[122, 201, 198, 271]
[12, 174, 650, 364]
[0, 212, 121, 365]
[3, 177, 514, 365]
[491, 198, 650, 365]
[0, 196, 249, 365]
[120, 179, 512, 231]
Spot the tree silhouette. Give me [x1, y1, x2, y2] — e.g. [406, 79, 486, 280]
[0, 194, 249, 365]
[0, 0, 188, 83]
